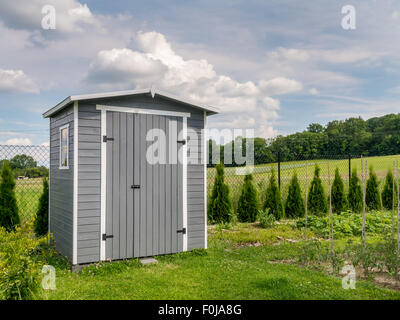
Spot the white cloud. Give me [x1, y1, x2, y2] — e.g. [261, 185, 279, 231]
[86, 31, 302, 126]
[259, 77, 303, 95]
[0, 0, 99, 33]
[0, 68, 39, 93]
[3, 138, 33, 145]
[41, 141, 50, 147]
[309, 88, 319, 95]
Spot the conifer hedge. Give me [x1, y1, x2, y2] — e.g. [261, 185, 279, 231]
[348, 168, 363, 213]
[285, 173, 305, 218]
[308, 165, 327, 215]
[331, 168, 348, 214]
[0, 160, 20, 231]
[237, 174, 259, 222]
[366, 166, 381, 210]
[264, 169, 284, 220]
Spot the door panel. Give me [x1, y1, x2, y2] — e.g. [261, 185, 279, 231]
[105, 111, 183, 259]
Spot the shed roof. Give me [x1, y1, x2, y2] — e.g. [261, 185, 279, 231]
[42, 87, 219, 118]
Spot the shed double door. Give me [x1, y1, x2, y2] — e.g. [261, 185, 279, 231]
[105, 111, 184, 260]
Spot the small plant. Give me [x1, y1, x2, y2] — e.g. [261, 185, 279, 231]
[308, 165, 327, 216]
[285, 173, 305, 219]
[258, 209, 275, 229]
[0, 223, 45, 300]
[0, 160, 20, 231]
[348, 168, 363, 213]
[366, 166, 381, 211]
[375, 237, 400, 277]
[331, 168, 348, 214]
[34, 178, 49, 237]
[208, 163, 233, 224]
[264, 169, 284, 220]
[345, 242, 378, 279]
[237, 174, 259, 223]
[381, 169, 398, 210]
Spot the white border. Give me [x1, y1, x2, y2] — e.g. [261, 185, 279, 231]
[99, 105, 189, 259]
[58, 124, 69, 170]
[100, 108, 107, 261]
[96, 104, 191, 118]
[182, 116, 188, 251]
[73, 101, 78, 265]
[203, 111, 208, 249]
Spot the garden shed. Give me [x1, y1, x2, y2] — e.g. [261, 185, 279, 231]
[43, 88, 218, 265]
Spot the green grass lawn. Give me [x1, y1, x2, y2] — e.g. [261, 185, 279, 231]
[39, 229, 400, 300]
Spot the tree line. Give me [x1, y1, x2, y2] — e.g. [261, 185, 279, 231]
[208, 113, 400, 165]
[0, 154, 48, 178]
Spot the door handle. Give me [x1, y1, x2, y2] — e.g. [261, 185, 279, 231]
[131, 185, 140, 189]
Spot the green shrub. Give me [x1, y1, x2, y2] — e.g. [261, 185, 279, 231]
[331, 168, 348, 214]
[348, 169, 363, 213]
[237, 174, 259, 222]
[208, 163, 233, 224]
[381, 169, 398, 210]
[366, 166, 381, 210]
[34, 178, 49, 237]
[0, 224, 44, 300]
[0, 160, 20, 231]
[308, 165, 327, 216]
[264, 169, 284, 220]
[285, 173, 305, 218]
[258, 209, 276, 229]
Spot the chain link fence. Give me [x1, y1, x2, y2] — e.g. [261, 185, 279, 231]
[0, 145, 49, 223]
[207, 153, 400, 212]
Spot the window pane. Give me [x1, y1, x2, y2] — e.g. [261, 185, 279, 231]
[60, 127, 68, 167]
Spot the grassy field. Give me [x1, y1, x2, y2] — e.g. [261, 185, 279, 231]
[37, 224, 400, 300]
[15, 178, 44, 223]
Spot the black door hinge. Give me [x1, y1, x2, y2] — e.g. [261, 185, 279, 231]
[177, 228, 186, 235]
[103, 135, 114, 142]
[177, 140, 186, 145]
[102, 234, 114, 241]
[131, 185, 140, 189]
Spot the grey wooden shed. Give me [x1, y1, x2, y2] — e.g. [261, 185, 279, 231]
[43, 88, 218, 265]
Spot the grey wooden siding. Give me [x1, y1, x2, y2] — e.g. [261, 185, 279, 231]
[49, 105, 74, 261]
[76, 94, 205, 263]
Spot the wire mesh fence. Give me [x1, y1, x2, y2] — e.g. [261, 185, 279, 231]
[207, 153, 400, 212]
[0, 145, 49, 223]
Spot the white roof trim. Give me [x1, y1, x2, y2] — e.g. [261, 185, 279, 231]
[42, 88, 219, 118]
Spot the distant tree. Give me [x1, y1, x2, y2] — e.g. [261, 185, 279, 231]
[366, 166, 381, 210]
[208, 163, 233, 223]
[308, 165, 327, 215]
[0, 161, 20, 231]
[331, 168, 348, 214]
[382, 169, 398, 210]
[264, 169, 284, 220]
[34, 178, 49, 237]
[10, 154, 37, 170]
[307, 123, 325, 133]
[285, 173, 305, 218]
[348, 169, 363, 213]
[237, 174, 259, 222]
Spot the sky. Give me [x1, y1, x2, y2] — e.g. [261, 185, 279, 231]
[1, 0, 400, 145]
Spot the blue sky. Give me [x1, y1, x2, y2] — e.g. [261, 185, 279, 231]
[1, 0, 400, 145]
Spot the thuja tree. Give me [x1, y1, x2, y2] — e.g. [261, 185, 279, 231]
[0, 160, 20, 231]
[381, 169, 397, 210]
[34, 178, 49, 237]
[285, 173, 305, 218]
[331, 168, 348, 214]
[208, 163, 233, 224]
[308, 165, 327, 215]
[348, 168, 363, 213]
[237, 174, 259, 222]
[366, 166, 381, 210]
[264, 169, 284, 220]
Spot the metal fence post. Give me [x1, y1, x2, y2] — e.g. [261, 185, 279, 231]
[348, 154, 351, 188]
[278, 151, 281, 190]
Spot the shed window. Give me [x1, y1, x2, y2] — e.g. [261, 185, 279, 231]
[59, 124, 69, 169]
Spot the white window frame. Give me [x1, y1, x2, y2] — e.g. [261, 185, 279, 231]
[59, 124, 70, 170]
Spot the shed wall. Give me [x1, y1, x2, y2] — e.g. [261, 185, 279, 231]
[49, 105, 74, 261]
[76, 94, 206, 263]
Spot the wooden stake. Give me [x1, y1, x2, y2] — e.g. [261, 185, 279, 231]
[305, 160, 308, 250]
[397, 159, 400, 279]
[393, 162, 395, 239]
[328, 162, 333, 257]
[361, 156, 365, 246]
[363, 160, 368, 247]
